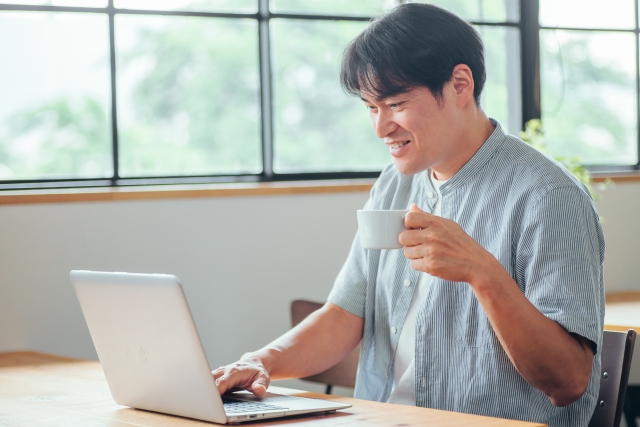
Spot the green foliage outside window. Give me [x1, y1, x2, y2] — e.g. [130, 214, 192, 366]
[2, 1, 636, 183]
[520, 118, 611, 200]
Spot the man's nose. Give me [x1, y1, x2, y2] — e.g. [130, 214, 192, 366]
[373, 110, 397, 138]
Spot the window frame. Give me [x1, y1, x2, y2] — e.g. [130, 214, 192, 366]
[537, 0, 640, 172]
[0, 0, 636, 192]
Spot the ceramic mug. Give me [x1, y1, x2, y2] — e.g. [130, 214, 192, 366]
[356, 210, 409, 249]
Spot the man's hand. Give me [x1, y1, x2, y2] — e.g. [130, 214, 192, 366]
[211, 302, 363, 399]
[400, 203, 493, 282]
[212, 355, 271, 397]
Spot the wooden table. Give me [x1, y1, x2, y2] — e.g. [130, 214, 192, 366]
[604, 291, 640, 333]
[0, 352, 545, 427]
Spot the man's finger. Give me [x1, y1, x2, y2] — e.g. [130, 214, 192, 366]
[409, 203, 423, 213]
[403, 243, 425, 260]
[399, 229, 431, 247]
[216, 376, 231, 395]
[250, 379, 269, 398]
[215, 371, 246, 395]
[404, 209, 437, 230]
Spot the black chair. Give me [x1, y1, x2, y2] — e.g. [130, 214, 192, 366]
[589, 329, 637, 427]
[625, 384, 640, 427]
[290, 299, 360, 395]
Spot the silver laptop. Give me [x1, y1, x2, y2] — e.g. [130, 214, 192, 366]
[70, 270, 351, 424]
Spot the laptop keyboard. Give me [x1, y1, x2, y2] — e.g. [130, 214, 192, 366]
[222, 397, 288, 414]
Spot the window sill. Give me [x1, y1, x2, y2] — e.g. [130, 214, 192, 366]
[0, 171, 638, 206]
[0, 179, 376, 205]
[591, 171, 640, 183]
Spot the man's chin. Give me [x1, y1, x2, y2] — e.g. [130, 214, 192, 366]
[393, 159, 428, 176]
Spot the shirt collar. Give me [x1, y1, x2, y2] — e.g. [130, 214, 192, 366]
[434, 118, 506, 193]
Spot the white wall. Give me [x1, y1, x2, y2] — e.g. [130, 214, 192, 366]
[593, 182, 640, 291]
[0, 181, 639, 390]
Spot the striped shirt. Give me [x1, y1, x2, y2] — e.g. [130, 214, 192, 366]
[328, 120, 605, 427]
[388, 172, 446, 405]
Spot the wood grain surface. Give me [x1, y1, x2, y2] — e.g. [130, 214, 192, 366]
[0, 180, 374, 205]
[604, 292, 640, 333]
[0, 352, 546, 427]
[0, 170, 637, 206]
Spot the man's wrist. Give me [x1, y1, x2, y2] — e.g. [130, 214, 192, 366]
[240, 348, 279, 376]
[467, 252, 511, 296]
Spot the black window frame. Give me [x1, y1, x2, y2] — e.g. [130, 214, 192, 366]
[537, 0, 640, 173]
[0, 0, 636, 191]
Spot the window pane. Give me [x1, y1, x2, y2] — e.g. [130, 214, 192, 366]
[418, 0, 519, 23]
[540, 0, 635, 29]
[271, 0, 518, 21]
[477, 26, 522, 135]
[270, 0, 385, 16]
[540, 30, 638, 165]
[2, 1, 106, 6]
[115, 0, 257, 13]
[271, 19, 389, 173]
[0, 12, 112, 180]
[116, 15, 261, 177]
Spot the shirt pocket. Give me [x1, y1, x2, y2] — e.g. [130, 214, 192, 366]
[454, 297, 501, 351]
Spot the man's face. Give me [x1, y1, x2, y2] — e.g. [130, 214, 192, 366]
[361, 84, 460, 176]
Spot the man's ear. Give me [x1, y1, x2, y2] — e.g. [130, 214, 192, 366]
[451, 64, 475, 109]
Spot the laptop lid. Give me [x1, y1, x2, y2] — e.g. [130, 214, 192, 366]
[71, 270, 351, 424]
[71, 270, 227, 423]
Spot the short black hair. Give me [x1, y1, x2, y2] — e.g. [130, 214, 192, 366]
[340, 3, 486, 105]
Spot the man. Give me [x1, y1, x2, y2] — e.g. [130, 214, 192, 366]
[213, 4, 604, 426]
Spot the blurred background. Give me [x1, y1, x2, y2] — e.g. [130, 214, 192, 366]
[1, 0, 638, 182]
[1, 1, 640, 422]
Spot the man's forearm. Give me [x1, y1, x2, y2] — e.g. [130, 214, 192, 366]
[245, 302, 363, 381]
[469, 259, 594, 407]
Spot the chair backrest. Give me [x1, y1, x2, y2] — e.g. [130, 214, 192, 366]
[589, 329, 637, 427]
[290, 299, 360, 390]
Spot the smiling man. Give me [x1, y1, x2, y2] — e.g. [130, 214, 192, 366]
[213, 4, 605, 426]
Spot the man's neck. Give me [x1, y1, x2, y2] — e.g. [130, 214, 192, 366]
[432, 111, 495, 181]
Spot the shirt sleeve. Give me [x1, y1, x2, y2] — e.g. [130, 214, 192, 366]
[516, 185, 605, 352]
[327, 182, 379, 319]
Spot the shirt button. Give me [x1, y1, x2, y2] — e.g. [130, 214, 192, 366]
[428, 192, 435, 198]
[391, 326, 397, 334]
[403, 279, 411, 287]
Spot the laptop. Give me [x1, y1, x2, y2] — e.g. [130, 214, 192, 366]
[70, 270, 351, 424]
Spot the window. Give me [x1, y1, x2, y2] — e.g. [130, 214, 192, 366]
[0, 10, 112, 181]
[115, 14, 262, 177]
[0, 0, 633, 191]
[539, 0, 639, 166]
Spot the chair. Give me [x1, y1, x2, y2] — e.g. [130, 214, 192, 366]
[290, 299, 360, 395]
[624, 384, 640, 427]
[588, 329, 637, 427]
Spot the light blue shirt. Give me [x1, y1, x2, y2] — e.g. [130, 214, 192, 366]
[328, 120, 605, 427]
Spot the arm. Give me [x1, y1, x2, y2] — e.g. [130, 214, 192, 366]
[400, 204, 595, 407]
[213, 302, 364, 397]
[462, 254, 594, 406]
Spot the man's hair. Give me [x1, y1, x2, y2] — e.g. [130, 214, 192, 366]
[340, 3, 486, 105]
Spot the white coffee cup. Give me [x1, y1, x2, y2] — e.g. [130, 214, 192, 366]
[356, 210, 409, 249]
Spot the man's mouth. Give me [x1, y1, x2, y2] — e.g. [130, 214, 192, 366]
[388, 140, 410, 151]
